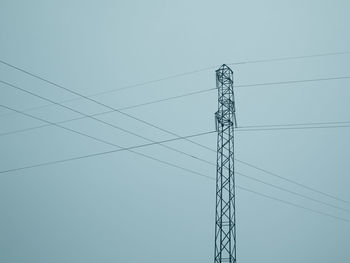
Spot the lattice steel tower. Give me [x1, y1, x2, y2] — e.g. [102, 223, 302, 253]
[214, 64, 237, 263]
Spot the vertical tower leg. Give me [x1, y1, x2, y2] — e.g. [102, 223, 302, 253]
[214, 64, 237, 263]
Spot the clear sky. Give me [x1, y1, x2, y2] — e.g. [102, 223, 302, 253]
[1, 1, 350, 262]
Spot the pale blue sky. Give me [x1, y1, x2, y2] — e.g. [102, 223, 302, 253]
[1, 1, 350, 262]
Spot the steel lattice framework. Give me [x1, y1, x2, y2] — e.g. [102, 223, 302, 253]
[214, 64, 237, 263]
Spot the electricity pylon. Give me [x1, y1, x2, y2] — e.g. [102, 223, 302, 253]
[214, 64, 237, 263]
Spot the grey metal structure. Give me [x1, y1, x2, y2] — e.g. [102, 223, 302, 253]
[214, 64, 237, 263]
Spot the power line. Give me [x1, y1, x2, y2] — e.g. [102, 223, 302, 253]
[0, 125, 214, 175]
[0, 58, 216, 97]
[5, 76, 327, 217]
[0, 103, 125, 149]
[2, 108, 348, 214]
[236, 171, 350, 213]
[239, 120, 350, 129]
[0, 103, 216, 185]
[74, 51, 350, 96]
[175, 140, 350, 207]
[185, 140, 350, 206]
[0, 87, 214, 119]
[1, 50, 347, 99]
[4, 101, 350, 221]
[236, 186, 350, 224]
[1, 126, 349, 223]
[1, 50, 349, 120]
[3, 71, 350, 145]
[0, 80, 157, 142]
[2, 54, 348, 228]
[1, 73, 350, 123]
[0, 80, 217, 168]
[1, 76, 350, 136]
[0, 75, 224, 176]
[167, 131, 350, 214]
[1, 102, 348, 215]
[2, 106, 350, 138]
[2, 60, 350, 207]
[1, 136, 349, 223]
[2, 78, 349, 208]
[3, 102, 350, 214]
[228, 51, 350, 66]
[0, 101, 216, 179]
[235, 159, 350, 206]
[236, 124, 350, 132]
[236, 76, 350, 89]
[0, 77, 216, 161]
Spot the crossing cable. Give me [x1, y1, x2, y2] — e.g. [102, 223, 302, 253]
[167, 134, 350, 206]
[0, 103, 126, 148]
[1, 76, 349, 206]
[2, 73, 350, 136]
[0, 80, 216, 166]
[0, 103, 216, 178]
[0, 125, 350, 222]
[234, 159, 350, 205]
[2, 80, 350, 212]
[2, 75, 350, 135]
[1, 74, 350, 120]
[0, 133, 349, 224]
[0, 87, 214, 119]
[0, 79, 221, 174]
[0, 77, 221, 160]
[0, 76, 350, 136]
[1, 60, 350, 205]
[2, 111, 350, 138]
[1, 103, 349, 214]
[67, 51, 350, 96]
[2, 50, 348, 98]
[235, 171, 350, 213]
[1, 52, 349, 222]
[236, 185, 350, 224]
[200, 139, 350, 206]
[1, 48, 350, 119]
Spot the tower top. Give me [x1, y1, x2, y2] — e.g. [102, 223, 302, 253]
[216, 64, 233, 86]
[216, 64, 233, 73]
